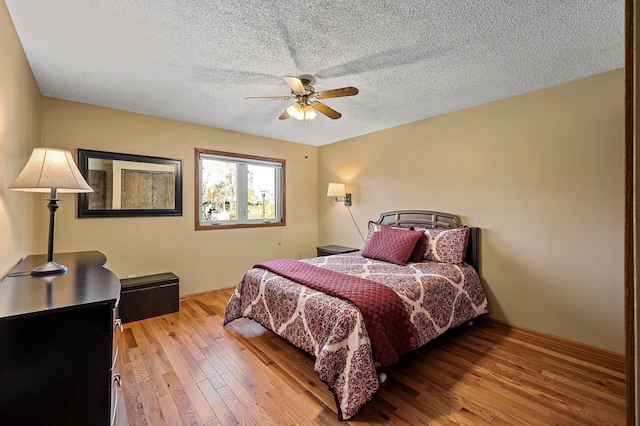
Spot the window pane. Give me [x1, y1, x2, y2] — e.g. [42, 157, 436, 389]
[201, 158, 237, 221]
[247, 164, 276, 220]
[196, 148, 285, 230]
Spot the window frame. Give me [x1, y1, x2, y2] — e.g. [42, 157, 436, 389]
[195, 148, 286, 230]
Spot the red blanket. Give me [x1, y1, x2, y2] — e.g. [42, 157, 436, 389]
[254, 258, 419, 366]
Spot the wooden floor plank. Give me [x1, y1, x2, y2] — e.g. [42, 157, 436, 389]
[163, 370, 204, 425]
[120, 361, 148, 425]
[215, 384, 262, 426]
[197, 379, 238, 426]
[137, 379, 163, 423]
[116, 289, 626, 425]
[443, 329, 626, 416]
[146, 317, 217, 424]
[157, 393, 184, 426]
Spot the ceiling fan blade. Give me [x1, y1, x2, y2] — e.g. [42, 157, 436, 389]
[245, 96, 291, 100]
[312, 102, 342, 119]
[315, 87, 359, 99]
[284, 76, 306, 95]
[278, 109, 291, 120]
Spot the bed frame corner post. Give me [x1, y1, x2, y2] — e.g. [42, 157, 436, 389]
[467, 227, 480, 273]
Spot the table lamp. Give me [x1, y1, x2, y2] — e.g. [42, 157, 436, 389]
[9, 148, 93, 275]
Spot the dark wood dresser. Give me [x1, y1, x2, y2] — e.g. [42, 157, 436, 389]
[0, 251, 121, 425]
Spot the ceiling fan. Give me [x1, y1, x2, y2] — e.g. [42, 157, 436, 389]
[245, 76, 359, 121]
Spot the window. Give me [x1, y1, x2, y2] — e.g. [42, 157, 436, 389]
[195, 148, 285, 230]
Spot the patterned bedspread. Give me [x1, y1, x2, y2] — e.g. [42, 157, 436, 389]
[224, 252, 489, 420]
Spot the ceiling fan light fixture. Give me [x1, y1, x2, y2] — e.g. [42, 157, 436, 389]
[303, 105, 317, 120]
[286, 102, 317, 121]
[248, 76, 357, 121]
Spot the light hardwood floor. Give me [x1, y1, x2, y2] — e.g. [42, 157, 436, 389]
[116, 288, 626, 425]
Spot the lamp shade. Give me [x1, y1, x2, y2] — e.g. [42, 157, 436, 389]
[327, 182, 346, 197]
[9, 148, 93, 193]
[286, 102, 317, 120]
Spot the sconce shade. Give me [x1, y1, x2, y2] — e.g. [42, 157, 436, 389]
[327, 182, 351, 206]
[327, 182, 346, 197]
[9, 148, 93, 193]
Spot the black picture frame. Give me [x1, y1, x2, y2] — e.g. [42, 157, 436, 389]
[77, 149, 183, 218]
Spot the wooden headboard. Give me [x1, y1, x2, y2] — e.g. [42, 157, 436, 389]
[376, 210, 480, 272]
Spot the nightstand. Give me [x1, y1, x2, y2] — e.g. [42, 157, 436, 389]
[316, 245, 359, 257]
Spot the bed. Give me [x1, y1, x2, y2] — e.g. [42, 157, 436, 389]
[224, 210, 489, 420]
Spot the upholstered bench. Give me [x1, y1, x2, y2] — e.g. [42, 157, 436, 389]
[119, 272, 179, 323]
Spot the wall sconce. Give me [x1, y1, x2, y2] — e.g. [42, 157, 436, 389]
[327, 182, 351, 206]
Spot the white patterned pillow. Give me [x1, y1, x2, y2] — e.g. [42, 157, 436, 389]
[414, 226, 469, 264]
[366, 221, 408, 242]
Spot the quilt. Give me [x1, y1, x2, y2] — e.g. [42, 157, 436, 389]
[224, 252, 489, 420]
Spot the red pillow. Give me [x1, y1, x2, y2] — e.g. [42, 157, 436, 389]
[361, 227, 424, 266]
[409, 232, 427, 263]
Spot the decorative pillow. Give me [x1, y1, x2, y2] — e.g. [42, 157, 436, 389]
[365, 221, 391, 241]
[361, 227, 423, 266]
[366, 221, 414, 241]
[409, 232, 428, 263]
[366, 221, 426, 263]
[415, 226, 469, 264]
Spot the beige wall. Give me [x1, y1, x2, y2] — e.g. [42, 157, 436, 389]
[2, 0, 625, 353]
[319, 69, 625, 353]
[41, 98, 318, 295]
[0, 0, 40, 275]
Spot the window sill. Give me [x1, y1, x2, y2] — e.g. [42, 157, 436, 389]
[195, 221, 285, 231]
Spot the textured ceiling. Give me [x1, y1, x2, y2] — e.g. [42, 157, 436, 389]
[5, 1, 624, 147]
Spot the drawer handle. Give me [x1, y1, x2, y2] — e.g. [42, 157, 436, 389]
[115, 318, 123, 332]
[113, 373, 122, 387]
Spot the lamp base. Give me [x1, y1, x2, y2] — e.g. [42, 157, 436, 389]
[31, 261, 67, 276]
